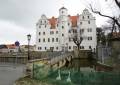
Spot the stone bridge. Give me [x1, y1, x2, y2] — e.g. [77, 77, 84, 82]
[48, 52, 73, 70]
[27, 50, 113, 77]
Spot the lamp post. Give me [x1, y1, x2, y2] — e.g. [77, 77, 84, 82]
[15, 41, 20, 65]
[27, 34, 34, 78]
[27, 34, 31, 61]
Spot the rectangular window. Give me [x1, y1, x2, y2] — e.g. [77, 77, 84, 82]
[52, 38, 54, 42]
[68, 23, 70, 26]
[45, 47, 46, 50]
[56, 47, 58, 50]
[50, 47, 54, 51]
[39, 39, 40, 42]
[62, 26, 64, 29]
[56, 38, 58, 42]
[88, 16, 89, 19]
[90, 37, 92, 40]
[87, 28, 92, 32]
[69, 46, 71, 49]
[80, 29, 84, 33]
[39, 47, 42, 50]
[89, 46, 92, 49]
[82, 16, 84, 19]
[88, 37, 92, 40]
[50, 31, 54, 35]
[90, 28, 92, 32]
[48, 38, 50, 42]
[73, 29, 77, 33]
[80, 46, 84, 49]
[88, 21, 90, 24]
[88, 37, 89, 40]
[43, 32, 45, 35]
[56, 31, 58, 34]
[39, 26, 41, 28]
[69, 30, 71, 33]
[69, 38, 71, 42]
[43, 38, 45, 42]
[82, 46, 84, 49]
[39, 32, 41, 35]
[80, 22, 82, 25]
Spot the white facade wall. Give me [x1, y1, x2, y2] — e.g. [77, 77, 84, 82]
[77, 9, 97, 51]
[36, 7, 97, 52]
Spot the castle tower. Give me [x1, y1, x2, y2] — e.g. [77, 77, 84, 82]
[59, 7, 68, 16]
[58, 7, 69, 51]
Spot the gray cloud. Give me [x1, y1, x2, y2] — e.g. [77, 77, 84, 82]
[0, 0, 62, 28]
[0, 0, 108, 45]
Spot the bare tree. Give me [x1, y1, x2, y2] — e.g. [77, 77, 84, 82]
[83, 0, 120, 33]
[70, 29, 83, 51]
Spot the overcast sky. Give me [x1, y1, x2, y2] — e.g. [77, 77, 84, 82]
[0, 0, 111, 45]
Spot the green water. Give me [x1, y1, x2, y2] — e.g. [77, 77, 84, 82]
[33, 64, 120, 85]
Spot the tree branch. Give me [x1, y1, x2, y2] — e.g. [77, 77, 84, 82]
[115, 0, 120, 9]
[90, 4, 114, 19]
[90, 4, 120, 32]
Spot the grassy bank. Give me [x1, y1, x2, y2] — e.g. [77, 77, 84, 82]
[15, 76, 52, 85]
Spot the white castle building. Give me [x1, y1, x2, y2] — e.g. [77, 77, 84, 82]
[36, 7, 97, 51]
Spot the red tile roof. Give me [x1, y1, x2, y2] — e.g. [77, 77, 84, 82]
[6, 44, 16, 49]
[48, 17, 57, 29]
[48, 15, 78, 29]
[69, 16, 78, 27]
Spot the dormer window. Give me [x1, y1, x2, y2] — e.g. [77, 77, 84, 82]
[62, 11, 64, 13]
